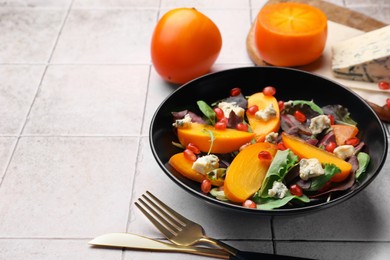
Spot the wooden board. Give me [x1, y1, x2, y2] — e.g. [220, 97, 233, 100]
[246, 0, 390, 122]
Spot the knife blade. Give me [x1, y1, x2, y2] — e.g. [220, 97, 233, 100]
[89, 233, 229, 259]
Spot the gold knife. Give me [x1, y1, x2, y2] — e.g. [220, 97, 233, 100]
[89, 233, 230, 259]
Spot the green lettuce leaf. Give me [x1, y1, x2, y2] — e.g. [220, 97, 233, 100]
[258, 149, 298, 198]
[309, 163, 341, 191]
[255, 193, 310, 210]
[356, 152, 370, 181]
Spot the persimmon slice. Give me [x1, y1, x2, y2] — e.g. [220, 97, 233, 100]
[177, 123, 255, 154]
[224, 142, 278, 203]
[282, 132, 352, 182]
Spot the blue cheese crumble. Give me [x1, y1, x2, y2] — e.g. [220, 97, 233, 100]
[333, 145, 354, 160]
[299, 158, 325, 181]
[265, 132, 278, 144]
[309, 115, 331, 135]
[218, 102, 245, 118]
[268, 181, 288, 199]
[255, 104, 277, 121]
[172, 114, 192, 128]
[192, 155, 219, 175]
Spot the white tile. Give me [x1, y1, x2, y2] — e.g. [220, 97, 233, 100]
[23, 65, 149, 136]
[141, 66, 176, 135]
[0, 239, 121, 260]
[0, 0, 71, 7]
[0, 137, 17, 179]
[0, 65, 45, 135]
[73, 0, 159, 8]
[273, 157, 390, 241]
[276, 241, 390, 260]
[0, 137, 138, 237]
[128, 137, 273, 240]
[250, 0, 268, 11]
[345, 0, 389, 5]
[161, 0, 249, 9]
[0, 9, 66, 63]
[51, 9, 157, 64]
[202, 9, 253, 64]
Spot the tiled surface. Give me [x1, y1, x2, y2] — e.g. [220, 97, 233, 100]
[0, 0, 389, 259]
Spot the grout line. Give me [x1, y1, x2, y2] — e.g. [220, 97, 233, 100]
[0, 0, 76, 191]
[124, 66, 153, 234]
[270, 216, 276, 254]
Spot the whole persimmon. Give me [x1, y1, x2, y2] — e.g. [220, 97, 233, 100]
[254, 3, 327, 67]
[151, 8, 222, 84]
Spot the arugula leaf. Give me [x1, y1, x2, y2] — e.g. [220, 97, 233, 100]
[255, 193, 310, 210]
[203, 129, 215, 155]
[197, 100, 216, 125]
[356, 152, 370, 181]
[287, 100, 324, 114]
[309, 164, 340, 191]
[258, 149, 298, 198]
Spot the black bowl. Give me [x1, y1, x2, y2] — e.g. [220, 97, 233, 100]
[149, 66, 388, 215]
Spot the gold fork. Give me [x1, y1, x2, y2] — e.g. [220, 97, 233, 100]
[135, 191, 238, 256]
[135, 191, 311, 260]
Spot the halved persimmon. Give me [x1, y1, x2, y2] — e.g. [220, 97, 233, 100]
[254, 2, 328, 66]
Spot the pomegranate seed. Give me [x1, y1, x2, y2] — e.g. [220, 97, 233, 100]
[378, 81, 390, 90]
[328, 114, 335, 125]
[219, 117, 228, 124]
[247, 105, 259, 115]
[325, 141, 337, 153]
[242, 199, 257, 208]
[345, 137, 360, 146]
[183, 149, 196, 162]
[215, 121, 227, 130]
[186, 143, 200, 154]
[258, 151, 272, 160]
[213, 107, 224, 120]
[386, 98, 390, 109]
[263, 86, 276, 96]
[230, 88, 241, 97]
[294, 110, 306, 123]
[201, 179, 212, 193]
[236, 122, 248, 132]
[277, 142, 286, 150]
[278, 100, 284, 110]
[290, 184, 303, 197]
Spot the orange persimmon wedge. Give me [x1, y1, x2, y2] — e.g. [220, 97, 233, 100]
[169, 153, 224, 186]
[254, 2, 328, 66]
[331, 124, 359, 146]
[282, 132, 352, 182]
[177, 122, 255, 154]
[224, 142, 278, 203]
[246, 92, 280, 141]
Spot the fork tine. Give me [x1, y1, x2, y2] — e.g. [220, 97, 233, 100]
[145, 191, 190, 225]
[135, 200, 178, 237]
[141, 195, 184, 229]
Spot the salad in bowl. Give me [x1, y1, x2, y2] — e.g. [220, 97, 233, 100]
[149, 67, 387, 215]
[169, 85, 370, 210]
